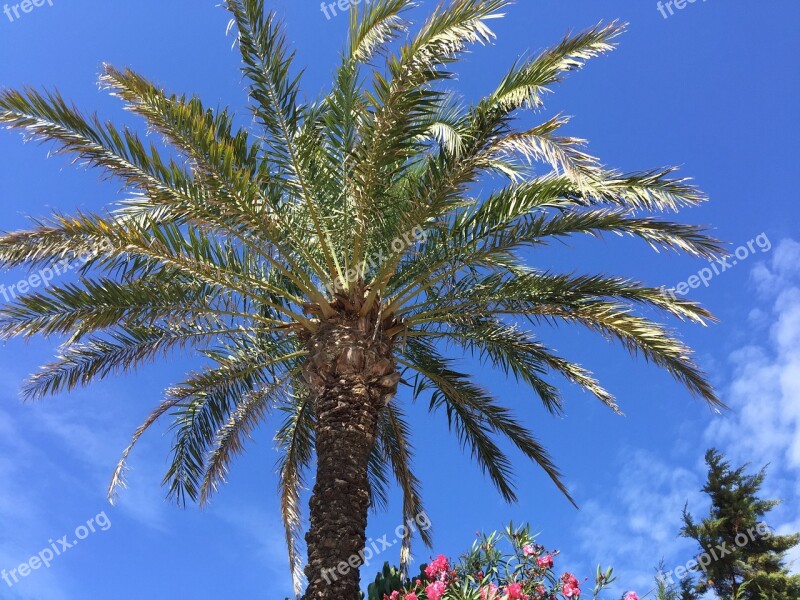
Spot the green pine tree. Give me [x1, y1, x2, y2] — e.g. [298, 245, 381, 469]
[678, 576, 699, 600]
[681, 449, 800, 600]
[655, 560, 699, 600]
[656, 577, 700, 600]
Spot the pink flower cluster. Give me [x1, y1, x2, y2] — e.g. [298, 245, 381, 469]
[388, 590, 417, 600]
[382, 525, 637, 600]
[561, 573, 580, 598]
[424, 555, 450, 581]
[387, 554, 454, 600]
[424, 554, 451, 600]
[505, 582, 530, 600]
[426, 580, 447, 600]
[479, 583, 499, 600]
[477, 581, 531, 600]
[536, 554, 554, 569]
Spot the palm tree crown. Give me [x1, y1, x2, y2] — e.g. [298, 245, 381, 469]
[0, 0, 723, 596]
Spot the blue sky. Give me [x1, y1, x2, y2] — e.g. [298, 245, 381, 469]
[1, 1, 799, 598]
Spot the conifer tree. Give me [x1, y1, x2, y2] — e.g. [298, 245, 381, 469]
[678, 577, 699, 600]
[681, 449, 800, 599]
[655, 562, 699, 600]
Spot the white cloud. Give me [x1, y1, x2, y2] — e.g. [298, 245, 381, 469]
[751, 239, 800, 297]
[704, 238, 800, 572]
[573, 238, 800, 593]
[573, 450, 704, 594]
[29, 400, 172, 531]
[0, 369, 173, 599]
[0, 404, 73, 600]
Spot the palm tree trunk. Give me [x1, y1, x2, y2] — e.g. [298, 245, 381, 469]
[302, 316, 399, 600]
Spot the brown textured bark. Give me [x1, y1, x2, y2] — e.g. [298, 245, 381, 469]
[302, 303, 400, 600]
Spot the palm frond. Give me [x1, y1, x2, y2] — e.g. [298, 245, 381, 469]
[414, 317, 616, 414]
[533, 301, 722, 408]
[368, 438, 392, 513]
[492, 21, 625, 111]
[489, 114, 600, 183]
[0, 274, 218, 340]
[23, 323, 226, 400]
[225, 0, 341, 282]
[351, 0, 509, 270]
[402, 338, 574, 505]
[199, 370, 296, 505]
[0, 87, 196, 202]
[379, 403, 432, 576]
[349, 0, 413, 64]
[107, 395, 182, 504]
[100, 65, 332, 298]
[163, 340, 305, 505]
[275, 389, 315, 597]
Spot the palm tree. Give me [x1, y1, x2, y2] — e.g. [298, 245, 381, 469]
[0, 1, 724, 598]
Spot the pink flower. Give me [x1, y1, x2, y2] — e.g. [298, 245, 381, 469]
[389, 592, 400, 600]
[561, 573, 580, 598]
[623, 593, 639, 600]
[405, 594, 418, 600]
[425, 555, 450, 580]
[480, 583, 499, 600]
[537, 555, 554, 569]
[535, 584, 547, 597]
[426, 580, 447, 600]
[523, 544, 535, 557]
[561, 574, 579, 587]
[505, 582, 529, 600]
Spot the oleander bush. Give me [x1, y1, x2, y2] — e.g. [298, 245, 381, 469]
[367, 524, 641, 600]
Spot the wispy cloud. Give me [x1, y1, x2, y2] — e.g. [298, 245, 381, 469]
[572, 238, 800, 593]
[705, 238, 800, 570]
[0, 369, 173, 598]
[30, 400, 171, 530]
[0, 404, 76, 600]
[0, 359, 301, 597]
[573, 450, 704, 594]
